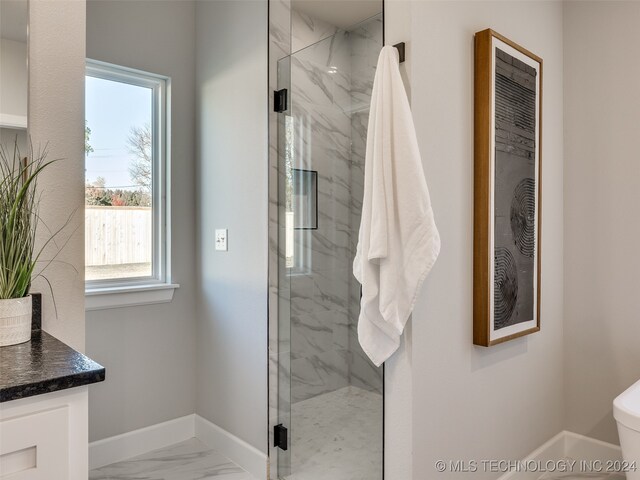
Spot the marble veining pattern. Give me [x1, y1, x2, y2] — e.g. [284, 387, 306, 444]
[288, 23, 354, 404]
[287, 386, 383, 480]
[268, 7, 384, 478]
[287, 14, 385, 405]
[347, 16, 384, 395]
[89, 438, 255, 480]
[291, 9, 339, 55]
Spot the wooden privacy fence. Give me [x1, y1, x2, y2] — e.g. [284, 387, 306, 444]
[85, 206, 152, 266]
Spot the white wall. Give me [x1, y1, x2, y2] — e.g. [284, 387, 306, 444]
[28, 0, 86, 351]
[563, 1, 640, 445]
[85, 0, 197, 442]
[195, 0, 269, 453]
[0, 38, 27, 120]
[382, 2, 413, 478]
[386, 2, 565, 478]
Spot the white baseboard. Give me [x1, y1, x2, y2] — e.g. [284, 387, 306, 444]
[498, 431, 622, 480]
[563, 431, 622, 463]
[195, 414, 268, 480]
[90, 414, 268, 479]
[89, 414, 195, 470]
[498, 432, 566, 480]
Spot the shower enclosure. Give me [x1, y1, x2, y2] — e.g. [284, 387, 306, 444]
[272, 6, 384, 479]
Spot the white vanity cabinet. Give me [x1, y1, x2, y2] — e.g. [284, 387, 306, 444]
[0, 329, 105, 480]
[0, 387, 89, 479]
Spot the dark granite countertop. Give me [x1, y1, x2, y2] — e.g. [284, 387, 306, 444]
[0, 330, 105, 403]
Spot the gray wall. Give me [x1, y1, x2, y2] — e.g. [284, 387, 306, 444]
[195, 0, 269, 453]
[387, 2, 566, 478]
[86, 0, 197, 442]
[563, 1, 640, 445]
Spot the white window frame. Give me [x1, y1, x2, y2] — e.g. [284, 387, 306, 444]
[84, 59, 178, 310]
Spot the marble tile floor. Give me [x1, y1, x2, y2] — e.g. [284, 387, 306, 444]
[287, 385, 383, 480]
[89, 438, 255, 480]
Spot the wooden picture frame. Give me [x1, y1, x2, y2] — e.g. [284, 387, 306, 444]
[473, 29, 543, 347]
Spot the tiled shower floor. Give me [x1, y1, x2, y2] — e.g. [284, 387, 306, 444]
[286, 385, 383, 480]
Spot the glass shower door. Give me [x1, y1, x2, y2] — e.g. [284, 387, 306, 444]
[276, 14, 384, 480]
[276, 51, 292, 478]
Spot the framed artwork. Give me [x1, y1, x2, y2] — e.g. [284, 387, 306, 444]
[292, 168, 317, 230]
[473, 29, 543, 347]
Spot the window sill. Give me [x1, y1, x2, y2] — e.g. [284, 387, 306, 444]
[85, 283, 180, 311]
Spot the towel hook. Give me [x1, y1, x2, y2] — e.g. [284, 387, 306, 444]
[394, 42, 406, 63]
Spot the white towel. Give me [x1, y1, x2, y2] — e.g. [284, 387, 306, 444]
[354, 45, 441, 367]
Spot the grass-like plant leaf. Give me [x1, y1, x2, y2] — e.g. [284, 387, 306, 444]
[0, 140, 66, 300]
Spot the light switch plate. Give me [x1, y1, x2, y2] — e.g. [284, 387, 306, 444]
[215, 229, 228, 251]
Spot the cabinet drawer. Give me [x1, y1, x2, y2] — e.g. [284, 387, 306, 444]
[0, 406, 69, 479]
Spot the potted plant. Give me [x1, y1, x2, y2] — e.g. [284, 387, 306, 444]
[0, 142, 65, 347]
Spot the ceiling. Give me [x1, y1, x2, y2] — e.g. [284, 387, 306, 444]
[1, 0, 28, 43]
[292, 0, 382, 30]
[0, 0, 379, 43]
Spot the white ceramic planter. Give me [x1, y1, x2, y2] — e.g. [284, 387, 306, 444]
[0, 296, 32, 347]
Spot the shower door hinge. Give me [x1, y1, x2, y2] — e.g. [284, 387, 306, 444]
[274, 89, 288, 113]
[274, 424, 288, 451]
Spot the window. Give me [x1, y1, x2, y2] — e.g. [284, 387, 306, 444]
[85, 60, 175, 306]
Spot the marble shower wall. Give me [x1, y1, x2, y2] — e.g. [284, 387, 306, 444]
[289, 29, 353, 403]
[291, 9, 339, 54]
[288, 13, 383, 403]
[347, 16, 384, 395]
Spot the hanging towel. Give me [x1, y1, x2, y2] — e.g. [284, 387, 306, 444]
[353, 45, 441, 367]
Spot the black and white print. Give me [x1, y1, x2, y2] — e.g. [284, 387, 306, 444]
[493, 46, 538, 330]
